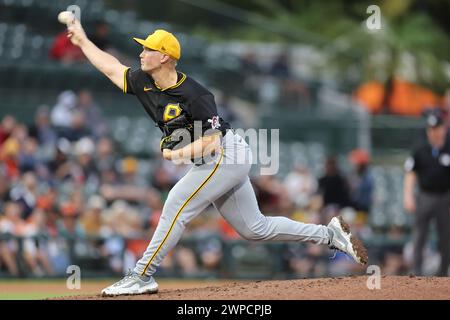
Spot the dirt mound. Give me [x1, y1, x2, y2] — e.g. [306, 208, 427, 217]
[57, 276, 450, 300]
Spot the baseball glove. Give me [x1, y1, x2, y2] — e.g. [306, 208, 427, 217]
[160, 134, 179, 151]
[159, 113, 193, 151]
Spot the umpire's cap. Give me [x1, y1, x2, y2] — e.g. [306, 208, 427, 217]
[133, 29, 181, 60]
[424, 108, 445, 128]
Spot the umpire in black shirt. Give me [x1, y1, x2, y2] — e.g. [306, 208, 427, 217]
[403, 109, 450, 276]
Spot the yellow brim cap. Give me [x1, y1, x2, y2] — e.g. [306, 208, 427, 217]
[132, 34, 181, 60]
[133, 37, 158, 51]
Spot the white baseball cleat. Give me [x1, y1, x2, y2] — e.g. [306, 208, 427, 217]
[101, 271, 158, 296]
[327, 216, 368, 265]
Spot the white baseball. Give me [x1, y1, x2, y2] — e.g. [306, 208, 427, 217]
[57, 11, 74, 25]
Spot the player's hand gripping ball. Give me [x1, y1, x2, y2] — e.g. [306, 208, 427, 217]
[57, 11, 75, 25]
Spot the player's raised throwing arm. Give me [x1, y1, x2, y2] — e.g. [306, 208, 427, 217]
[67, 19, 128, 91]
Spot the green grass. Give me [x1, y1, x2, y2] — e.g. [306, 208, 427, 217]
[0, 278, 225, 300]
[0, 278, 113, 300]
[0, 292, 77, 300]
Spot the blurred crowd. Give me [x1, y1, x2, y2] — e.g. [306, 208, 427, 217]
[237, 49, 315, 110]
[234, 47, 450, 117]
[49, 19, 133, 67]
[0, 89, 187, 277]
[0, 88, 441, 279]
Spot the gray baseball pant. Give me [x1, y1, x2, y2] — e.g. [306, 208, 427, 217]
[134, 131, 330, 276]
[413, 190, 450, 276]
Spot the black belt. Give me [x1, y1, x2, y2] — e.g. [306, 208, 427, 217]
[420, 189, 450, 195]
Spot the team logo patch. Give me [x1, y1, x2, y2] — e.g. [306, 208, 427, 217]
[439, 153, 450, 167]
[163, 103, 182, 122]
[207, 116, 221, 130]
[404, 157, 414, 172]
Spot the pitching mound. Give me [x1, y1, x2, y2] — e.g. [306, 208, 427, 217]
[57, 276, 449, 300]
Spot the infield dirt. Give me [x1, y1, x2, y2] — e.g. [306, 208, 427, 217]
[56, 276, 450, 300]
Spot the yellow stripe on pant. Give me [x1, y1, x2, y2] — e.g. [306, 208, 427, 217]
[141, 148, 224, 275]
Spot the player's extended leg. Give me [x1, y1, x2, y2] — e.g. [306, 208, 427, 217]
[213, 176, 330, 244]
[213, 176, 368, 264]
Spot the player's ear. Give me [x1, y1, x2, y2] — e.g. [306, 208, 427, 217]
[160, 54, 171, 64]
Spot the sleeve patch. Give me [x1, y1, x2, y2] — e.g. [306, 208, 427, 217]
[207, 116, 221, 130]
[404, 157, 414, 172]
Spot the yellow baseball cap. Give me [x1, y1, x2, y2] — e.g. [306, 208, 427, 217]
[133, 29, 181, 60]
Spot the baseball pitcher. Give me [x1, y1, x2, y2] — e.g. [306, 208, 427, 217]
[65, 17, 368, 296]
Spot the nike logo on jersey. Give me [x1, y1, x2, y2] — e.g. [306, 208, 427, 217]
[144, 86, 152, 91]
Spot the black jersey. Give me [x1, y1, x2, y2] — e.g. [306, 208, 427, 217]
[405, 140, 450, 193]
[123, 67, 231, 141]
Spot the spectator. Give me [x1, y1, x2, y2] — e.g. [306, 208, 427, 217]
[151, 164, 176, 201]
[0, 202, 22, 276]
[141, 189, 163, 232]
[72, 137, 99, 194]
[0, 173, 11, 209]
[50, 91, 77, 129]
[252, 175, 289, 214]
[88, 20, 112, 51]
[0, 116, 17, 146]
[21, 209, 55, 276]
[196, 235, 223, 273]
[95, 137, 116, 172]
[0, 136, 20, 180]
[48, 138, 72, 182]
[104, 200, 145, 272]
[9, 172, 38, 220]
[18, 137, 39, 173]
[173, 245, 199, 276]
[443, 89, 450, 130]
[49, 31, 85, 63]
[29, 105, 57, 146]
[240, 51, 261, 75]
[77, 90, 108, 139]
[79, 194, 111, 268]
[99, 166, 120, 186]
[318, 156, 352, 218]
[57, 200, 85, 238]
[10, 123, 29, 146]
[283, 163, 317, 209]
[80, 195, 106, 237]
[347, 149, 374, 216]
[120, 156, 147, 188]
[61, 109, 90, 142]
[1, 123, 30, 180]
[269, 51, 290, 78]
[29, 105, 58, 162]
